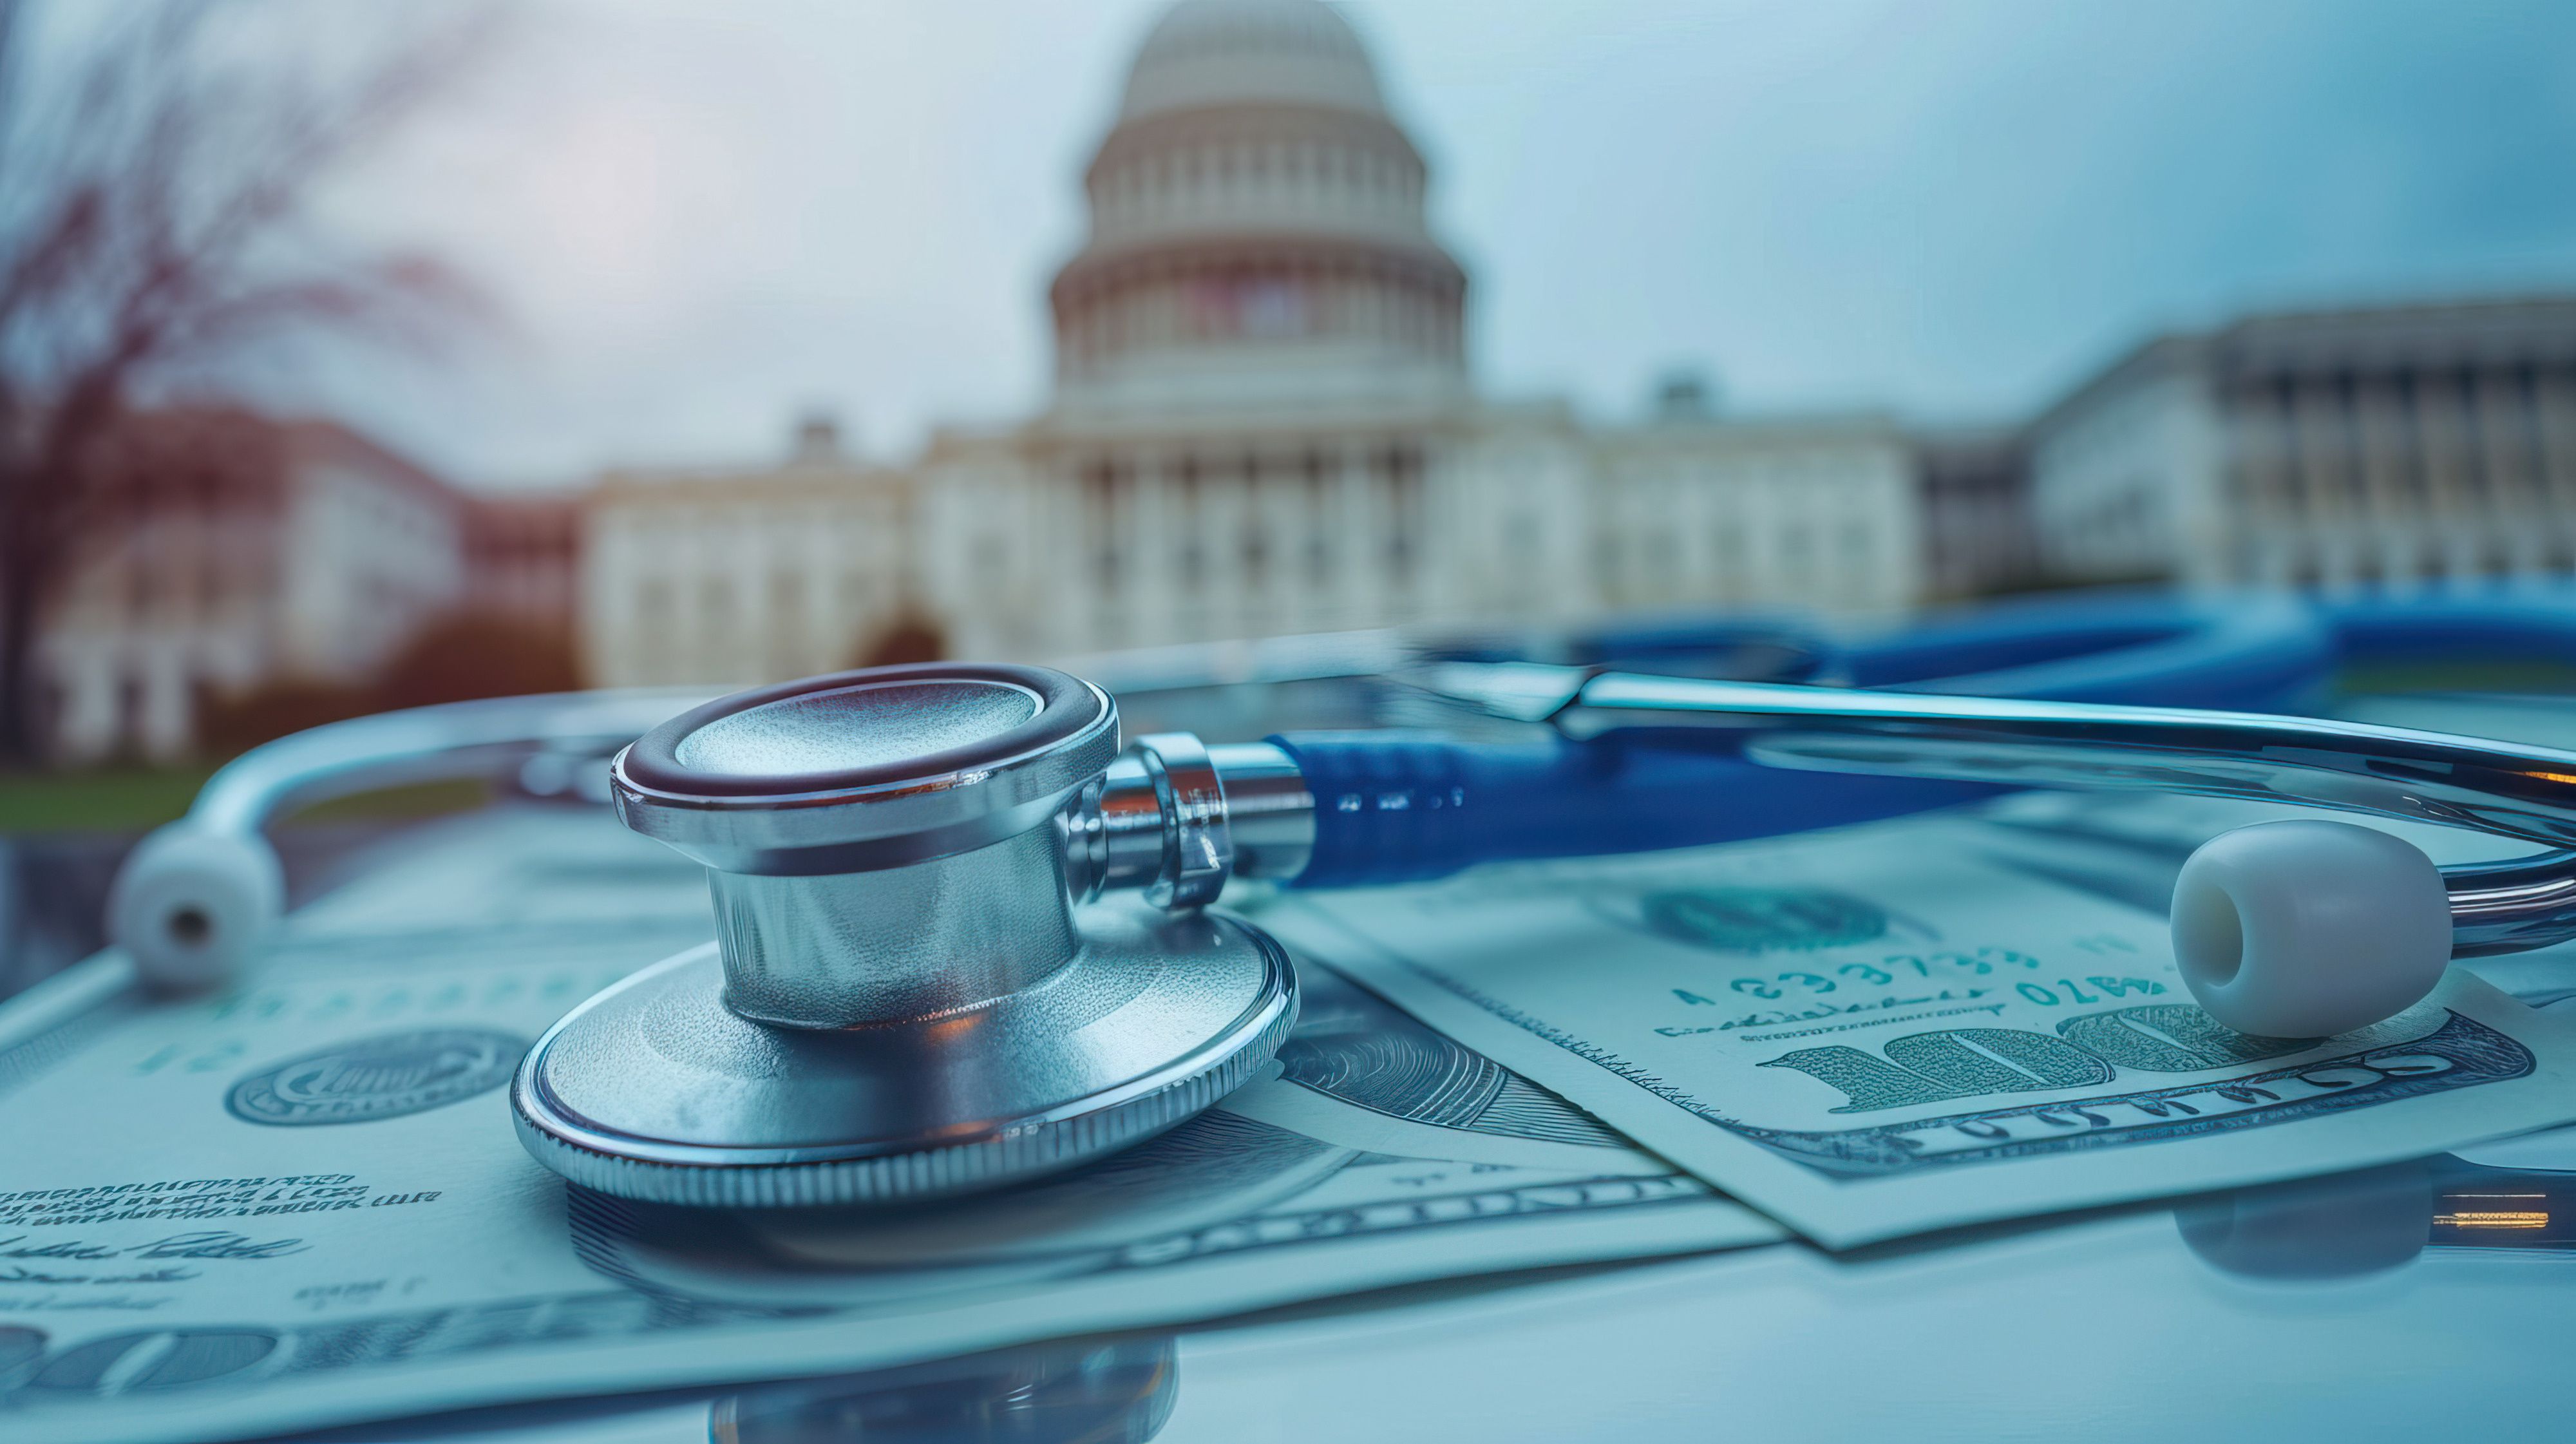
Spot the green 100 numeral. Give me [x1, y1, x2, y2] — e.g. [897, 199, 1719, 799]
[1758, 1002, 2313, 1113]
[2014, 977, 2164, 1006]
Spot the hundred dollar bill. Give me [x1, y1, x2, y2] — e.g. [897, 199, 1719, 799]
[0, 808, 1776, 1444]
[1258, 807, 2576, 1249]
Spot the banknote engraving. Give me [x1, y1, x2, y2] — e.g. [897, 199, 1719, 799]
[571, 1135, 1715, 1297]
[1738, 1010, 2536, 1175]
[1269, 804, 2576, 1246]
[1757, 1001, 2322, 1112]
[1274, 967, 1627, 1148]
[223, 1029, 528, 1127]
[1373, 940, 2538, 1177]
[0, 810, 1776, 1444]
[0, 1176, 443, 1231]
[1629, 888, 1889, 954]
[1, 1293, 797, 1401]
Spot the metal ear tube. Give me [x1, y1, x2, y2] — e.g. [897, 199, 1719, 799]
[508, 652, 2576, 1207]
[111, 598, 2576, 1208]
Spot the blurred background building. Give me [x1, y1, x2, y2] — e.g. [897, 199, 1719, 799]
[38, 410, 466, 761]
[17, 0, 2576, 757]
[33, 410, 585, 762]
[582, 414, 916, 687]
[580, 0, 1947, 690]
[2032, 298, 2576, 591]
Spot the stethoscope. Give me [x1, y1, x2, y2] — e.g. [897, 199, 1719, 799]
[98, 591, 2576, 1209]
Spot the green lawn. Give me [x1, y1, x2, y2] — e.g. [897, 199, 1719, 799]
[0, 767, 488, 836]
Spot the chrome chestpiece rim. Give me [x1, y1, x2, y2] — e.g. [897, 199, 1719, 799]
[510, 662, 1299, 1208]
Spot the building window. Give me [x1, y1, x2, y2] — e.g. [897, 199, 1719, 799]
[1231, 453, 1265, 589]
[701, 579, 734, 636]
[1386, 446, 1423, 584]
[1506, 513, 1540, 575]
[1303, 455, 1330, 584]
[1840, 522, 1873, 565]
[1177, 462, 1205, 588]
[1781, 524, 1815, 573]
[1184, 271, 1311, 341]
[1083, 461, 1123, 593]
[1649, 531, 1680, 585]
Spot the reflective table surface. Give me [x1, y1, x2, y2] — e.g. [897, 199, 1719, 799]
[201, 691, 2576, 1441]
[315, 1130, 2576, 1443]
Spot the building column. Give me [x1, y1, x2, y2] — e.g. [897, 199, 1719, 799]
[140, 644, 191, 763]
[49, 647, 114, 763]
[1334, 439, 1383, 629]
[2476, 368, 2545, 578]
[2412, 372, 2479, 584]
[2536, 367, 2576, 571]
[1130, 451, 1173, 649]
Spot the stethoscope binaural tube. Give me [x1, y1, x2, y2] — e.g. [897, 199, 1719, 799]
[1178, 594, 2576, 1037]
[109, 594, 2576, 1043]
[99, 597, 2576, 1206]
[107, 689, 712, 989]
[1271, 632, 2576, 1036]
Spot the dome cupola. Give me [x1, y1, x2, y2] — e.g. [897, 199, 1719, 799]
[1117, 0, 1387, 120]
[1049, 0, 1468, 415]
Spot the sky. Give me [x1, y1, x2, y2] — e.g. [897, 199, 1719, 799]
[223, 0, 2576, 488]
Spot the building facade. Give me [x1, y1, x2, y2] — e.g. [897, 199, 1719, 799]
[34, 410, 589, 761]
[582, 415, 919, 689]
[38, 410, 469, 761]
[464, 491, 585, 640]
[582, 0, 1938, 689]
[2030, 299, 2576, 591]
[578, 1, 2576, 693]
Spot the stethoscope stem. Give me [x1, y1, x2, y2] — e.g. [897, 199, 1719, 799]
[1059, 669, 2576, 971]
[2443, 851, 2576, 957]
[1064, 739, 1314, 906]
[1529, 670, 2576, 852]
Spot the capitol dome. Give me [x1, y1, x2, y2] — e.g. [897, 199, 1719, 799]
[1117, 0, 1386, 121]
[1050, 0, 1468, 414]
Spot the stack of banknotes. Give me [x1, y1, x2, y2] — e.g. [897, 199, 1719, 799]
[6, 774, 2575, 1442]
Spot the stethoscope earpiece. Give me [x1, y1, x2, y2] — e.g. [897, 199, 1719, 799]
[107, 823, 285, 993]
[98, 597, 2576, 1207]
[2172, 820, 2456, 1038]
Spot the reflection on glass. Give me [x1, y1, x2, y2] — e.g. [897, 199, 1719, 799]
[2175, 1155, 2576, 1281]
[709, 1337, 1176, 1444]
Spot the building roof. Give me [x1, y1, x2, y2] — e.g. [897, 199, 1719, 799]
[83, 404, 457, 513]
[2031, 294, 2576, 438]
[587, 462, 913, 506]
[1119, 0, 1385, 122]
[1052, 1, 1465, 411]
[275, 415, 459, 510]
[2204, 295, 2576, 379]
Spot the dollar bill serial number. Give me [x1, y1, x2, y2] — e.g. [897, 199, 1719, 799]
[1662, 947, 2169, 1036]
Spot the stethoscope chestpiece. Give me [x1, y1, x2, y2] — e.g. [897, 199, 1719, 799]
[510, 663, 1297, 1208]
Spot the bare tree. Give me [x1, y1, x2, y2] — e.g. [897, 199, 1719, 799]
[0, 0, 487, 764]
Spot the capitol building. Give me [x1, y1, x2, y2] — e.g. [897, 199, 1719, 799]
[579, 0, 1977, 689]
[31, 0, 2576, 761]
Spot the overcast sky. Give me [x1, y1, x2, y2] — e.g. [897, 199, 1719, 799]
[248, 0, 2576, 488]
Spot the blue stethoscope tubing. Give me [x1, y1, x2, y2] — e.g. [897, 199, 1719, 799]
[1274, 591, 2576, 888]
[106, 587, 2576, 1036]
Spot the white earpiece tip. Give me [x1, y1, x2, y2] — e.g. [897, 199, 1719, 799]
[107, 824, 284, 993]
[2170, 820, 2452, 1038]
